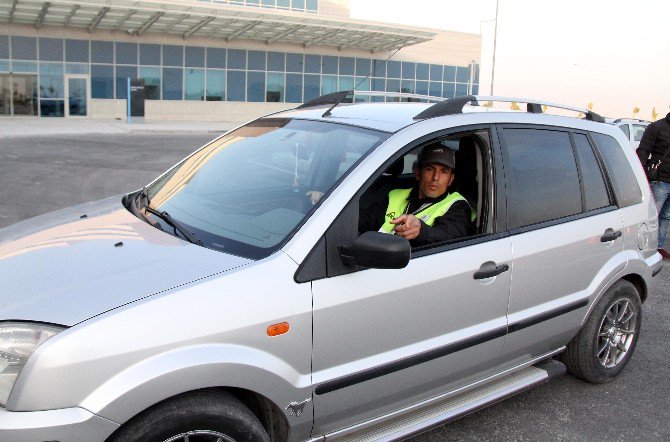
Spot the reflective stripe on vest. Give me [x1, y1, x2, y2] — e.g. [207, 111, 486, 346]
[379, 188, 474, 233]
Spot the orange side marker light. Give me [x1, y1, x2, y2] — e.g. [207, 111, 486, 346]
[267, 322, 290, 337]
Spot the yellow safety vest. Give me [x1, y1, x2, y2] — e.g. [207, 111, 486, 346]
[379, 188, 474, 234]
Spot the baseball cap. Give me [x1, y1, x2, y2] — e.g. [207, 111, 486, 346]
[418, 145, 456, 169]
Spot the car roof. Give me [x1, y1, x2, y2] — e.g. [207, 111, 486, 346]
[269, 100, 610, 134]
[270, 102, 432, 132]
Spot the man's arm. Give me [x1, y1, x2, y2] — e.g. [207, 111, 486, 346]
[358, 193, 388, 233]
[637, 122, 659, 165]
[412, 200, 473, 246]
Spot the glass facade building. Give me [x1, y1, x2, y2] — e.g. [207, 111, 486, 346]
[0, 35, 479, 117]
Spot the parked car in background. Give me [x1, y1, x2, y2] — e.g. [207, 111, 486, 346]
[0, 93, 662, 442]
[611, 118, 650, 150]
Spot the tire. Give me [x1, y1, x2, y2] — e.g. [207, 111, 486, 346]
[108, 390, 271, 442]
[560, 280, 642, 384]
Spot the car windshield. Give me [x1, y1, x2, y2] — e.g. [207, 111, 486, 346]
[142, 118, 389, 259]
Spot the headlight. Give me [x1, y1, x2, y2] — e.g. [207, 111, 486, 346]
[0, 322, 65, 406]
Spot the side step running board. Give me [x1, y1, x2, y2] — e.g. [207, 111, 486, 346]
[327, 359, 566, 442]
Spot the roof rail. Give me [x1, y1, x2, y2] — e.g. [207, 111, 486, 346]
[296, 90, 443, 110]
[612, 118, 650, 124]
[413, 95, 607, 123]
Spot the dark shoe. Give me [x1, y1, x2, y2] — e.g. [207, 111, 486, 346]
[659, 249, 670, 260]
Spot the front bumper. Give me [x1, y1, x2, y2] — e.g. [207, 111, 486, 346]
[0, 406, 119, 441]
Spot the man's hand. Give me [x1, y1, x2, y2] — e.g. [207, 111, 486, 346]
[306, 191, 324, 205]
[390, 214, 421, 240]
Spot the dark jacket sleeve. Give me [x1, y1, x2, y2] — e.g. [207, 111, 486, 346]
[411, 200, 473, 247]
[358, 193, 388, 234]
[637, 122, 658, 165]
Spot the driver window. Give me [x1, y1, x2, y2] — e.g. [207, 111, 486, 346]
[358, 130, 491, 251]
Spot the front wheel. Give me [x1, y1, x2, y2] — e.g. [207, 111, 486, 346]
[560, 280, 642, 384]
[108, 390, 271, 442]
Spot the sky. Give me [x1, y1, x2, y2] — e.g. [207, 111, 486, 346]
[349, 0, 669, 120]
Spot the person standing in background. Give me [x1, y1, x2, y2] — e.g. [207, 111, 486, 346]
[637, 109, 670, 260]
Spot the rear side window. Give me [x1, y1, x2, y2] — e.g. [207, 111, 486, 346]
[618, 124, 630, 139]
[573, 133, 610, 211]
[590, 133, 642, 207]
[501, 128, 581, 229]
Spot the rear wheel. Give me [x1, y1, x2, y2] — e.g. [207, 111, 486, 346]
[109, 390, 271, 442]
[560, 280, 641, 383]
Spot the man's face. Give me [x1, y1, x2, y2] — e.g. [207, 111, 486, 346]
[415, 162, 455, 199]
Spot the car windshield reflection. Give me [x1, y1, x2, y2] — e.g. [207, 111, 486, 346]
[140, 118, 389, 259]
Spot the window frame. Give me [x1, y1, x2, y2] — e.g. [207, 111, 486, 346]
[295, 124, 504, 282]
[497, 124, 618, 236]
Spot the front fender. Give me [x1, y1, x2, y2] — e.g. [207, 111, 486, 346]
[82, 344, 313, 433]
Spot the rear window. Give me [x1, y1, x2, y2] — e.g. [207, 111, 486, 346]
[501, 128, 582, 229]
[590, 132, 642, 207]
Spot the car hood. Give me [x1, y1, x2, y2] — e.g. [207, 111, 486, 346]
[0, 196, 253, 326]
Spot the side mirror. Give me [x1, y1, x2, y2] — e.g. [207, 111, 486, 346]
[338, 231, 411, 269]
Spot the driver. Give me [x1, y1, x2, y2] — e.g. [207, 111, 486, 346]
[359, 144, 474, 247]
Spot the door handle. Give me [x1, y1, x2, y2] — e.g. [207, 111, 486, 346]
[474, 261, 510, 280]
[600, 228, 622, 242]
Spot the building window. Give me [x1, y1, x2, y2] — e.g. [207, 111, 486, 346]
[91, 64, 114, 99]
[443, 65, 456, 82]
[306, 0, 318, 11]
[321, 75, 337, 95]
[162, 67, 183, 100]
[286, 53, 303, 73]
[116, 65, 138, 99]
[91, 41, 113, 64]
[39, 38, 63, 62]
[247, 71, 265, 102]
[386, 61, 401, 79]
[206, 69, 225, 101]
[442, 82, 455, 98]
[455, 83, 468, 97]
[286, 73, 302, 103]
[206, 47, 226, 69]
[185, 68, 205, 100]
[416, 81, 428, 96]
[401, 62, 415, 80]
[162, 45, 183, 67]
[338, 76, 354, 92]
[140, 44, 161, 66]
[228, 49, 246, 70]
[140, 66, 161, 100]
[322, 56, 337, 75]
[266, 72, 284, 102]
[267, 51, 285, 72]
[66, 63, 89, 75]
[11, 36, 37, 60]
[355, 58, 370, 77]
[416, 63, 429, 81]
[304, 54, 321, 74]
[227, 70, 245, 101]
[185, 46, 205, 68]
[303, 74, 319, 102]
[39, 63, 64, 98]
[0, 35, 8, 59]
[429, 81, 442, 97]
[116, 42, 138, 65]
[248, 50, 266, 71]
[429, 64, 443, 82]
[339, 57, 355, 75]
[455, 66, 469, 83]
[65, 40, 89, 63]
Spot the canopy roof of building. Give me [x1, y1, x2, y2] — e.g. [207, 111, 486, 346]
[0, 0, 437, 52]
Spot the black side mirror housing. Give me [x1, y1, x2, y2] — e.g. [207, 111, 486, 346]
[338, 231, 411, 269]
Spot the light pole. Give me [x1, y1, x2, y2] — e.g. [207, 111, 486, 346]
[490, 0, 499, 96]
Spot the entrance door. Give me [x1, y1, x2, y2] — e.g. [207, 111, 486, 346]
[0, 74, 37, 116]
[65, 75, 89, 117]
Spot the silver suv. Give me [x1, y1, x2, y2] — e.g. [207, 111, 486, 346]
[0, 93, 662, 441]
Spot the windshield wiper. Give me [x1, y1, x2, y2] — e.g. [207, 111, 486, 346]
[143, 206, 203, 246]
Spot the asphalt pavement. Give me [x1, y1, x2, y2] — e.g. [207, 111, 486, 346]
[0, 124, 668, 441]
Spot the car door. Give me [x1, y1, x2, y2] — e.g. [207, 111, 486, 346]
[308, 129, 513, 436]
[497, 126, 624, 367]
